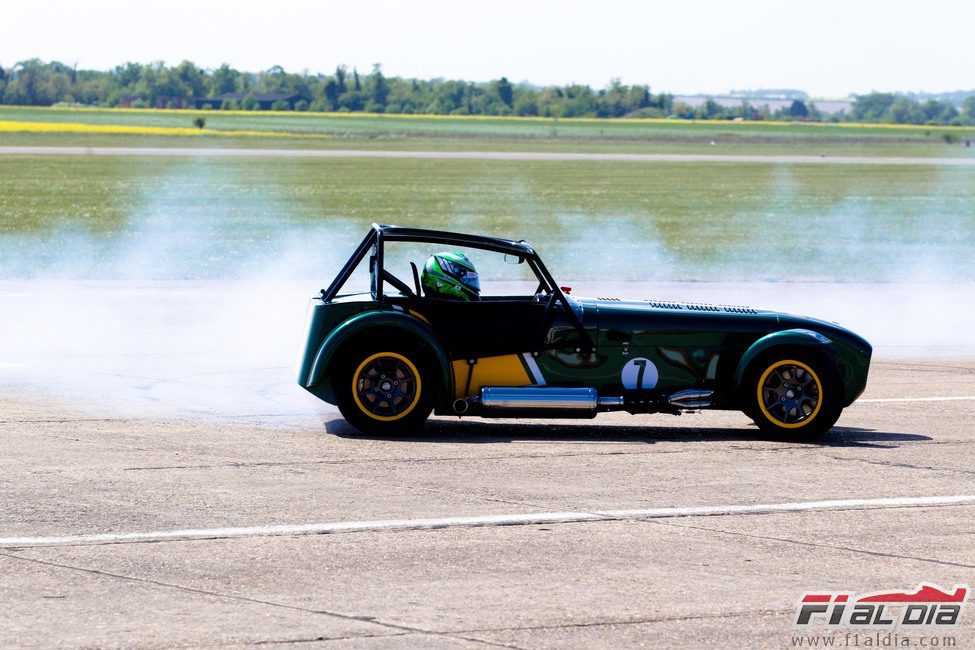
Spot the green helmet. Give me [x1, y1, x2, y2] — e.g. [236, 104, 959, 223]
[421, 251, 480, 301]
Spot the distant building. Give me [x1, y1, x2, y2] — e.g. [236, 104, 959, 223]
[196, 92, 299, 110]
[117, 95, 196, 109]
[672, 95, 853, 117]
[117, 92, 299, 110]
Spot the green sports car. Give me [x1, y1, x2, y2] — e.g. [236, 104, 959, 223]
[297, 224, 872, 439]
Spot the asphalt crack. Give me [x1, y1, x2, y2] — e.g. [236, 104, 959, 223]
[828, 455, 975, 476]
[0, 552, 524, 649]
[446, 606, 790, 634]
[647, 514, 975, 569]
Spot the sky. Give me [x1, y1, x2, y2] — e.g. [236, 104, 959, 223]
[1, 0, 972, 98]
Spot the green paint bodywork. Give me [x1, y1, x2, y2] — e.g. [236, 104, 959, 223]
[298, 292, 872, 412]
[298, 296, 452, 404]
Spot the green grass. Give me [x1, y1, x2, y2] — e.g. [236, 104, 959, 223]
[2, 154, 972, 282]
[3, 105, 975, 157]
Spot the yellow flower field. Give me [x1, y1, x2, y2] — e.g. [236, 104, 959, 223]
[0, 119, 327, 139]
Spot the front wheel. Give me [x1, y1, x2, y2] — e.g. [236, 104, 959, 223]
[740, 351, 843, 440]
[335, 349, 435, 435]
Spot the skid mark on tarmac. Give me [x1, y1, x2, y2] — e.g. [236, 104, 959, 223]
[2, 495, 973, 549]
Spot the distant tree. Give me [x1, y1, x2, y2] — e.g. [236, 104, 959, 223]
[700, 98, 722, 119]
[738, 101, 758, 120]
[323, 79, 340, 110]
[920, 99, 957, 124]
[963, 96, 975, 123]
[370, 64, 388, 110]
[209, 64, 240, 95]
[4, 57, 969, 127]
[885, 96, 924, 124]
[113, 62, 142, 88]
[241, 93, 257, 110]
[495, 77, 513, 107]
[789, 99, 809, 118]
[625, 85, 651, 113]
[270, 99, 290, 110]
[513, 93, 538, 116]
[339, 89, 366, 111]
[171, 60, 207, 97]
[852, 92, 897, 121]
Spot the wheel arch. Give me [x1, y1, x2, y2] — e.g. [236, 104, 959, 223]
[305, 310, 452, 406]
[734, 329, 836, 392]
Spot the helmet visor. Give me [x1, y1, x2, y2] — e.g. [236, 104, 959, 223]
[441, 258, 480, 293]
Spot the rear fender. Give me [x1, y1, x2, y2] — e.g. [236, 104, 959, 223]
[734, 328, 833, 389]
[306, 310, 451, 405]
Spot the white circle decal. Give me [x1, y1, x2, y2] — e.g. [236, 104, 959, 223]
[621, 357, 658, 390]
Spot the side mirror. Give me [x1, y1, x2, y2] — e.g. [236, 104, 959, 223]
[504, 254, 525, 265]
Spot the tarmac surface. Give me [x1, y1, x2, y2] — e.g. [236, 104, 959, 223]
[3, 347, 975, 646]
[2, 145, 975, 165]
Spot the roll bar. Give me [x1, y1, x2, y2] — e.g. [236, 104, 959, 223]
[319, 224, 595, 352]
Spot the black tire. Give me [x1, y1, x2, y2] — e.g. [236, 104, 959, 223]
[739, 348, 844, 440]
[334, 344, 436, 436]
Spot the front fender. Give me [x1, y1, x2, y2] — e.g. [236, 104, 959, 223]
[305, 309, 452, 405]
[734, 328, 833, 388]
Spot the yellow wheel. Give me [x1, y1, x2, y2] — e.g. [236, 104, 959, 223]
[756, 359, 822, 428]
[336, 346, 435, 435]
[351, 352, 422, 421]
[741, 351, 843, 439]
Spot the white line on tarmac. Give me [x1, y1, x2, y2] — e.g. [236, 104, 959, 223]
[1, 146, 975, 166]
[858, 396, 975, 403]
[2, 495, 972, 548]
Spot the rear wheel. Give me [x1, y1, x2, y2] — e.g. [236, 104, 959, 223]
[740, 351, 843, 439]
[335, 348, 435, 435]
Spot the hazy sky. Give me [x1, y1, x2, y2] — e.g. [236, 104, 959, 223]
[2, 0, 972, 97]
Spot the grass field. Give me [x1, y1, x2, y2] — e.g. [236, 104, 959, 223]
[2, 106, 972, 285]
[3, 105, 975, 156]
[2, 154, 972, 283]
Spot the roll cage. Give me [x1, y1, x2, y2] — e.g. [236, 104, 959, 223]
[320, 224, 596, 353]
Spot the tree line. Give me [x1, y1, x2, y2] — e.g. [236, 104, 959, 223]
[2, 59, 974, 126]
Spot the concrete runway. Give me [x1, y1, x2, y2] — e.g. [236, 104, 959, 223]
[2, 355, 974, 647]
[2, 145, 975, 165]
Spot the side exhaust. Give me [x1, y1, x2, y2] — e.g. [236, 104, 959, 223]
[454, 386, 714, 418]
[667, 389, 713, 409]
[480, 386, 599, 417]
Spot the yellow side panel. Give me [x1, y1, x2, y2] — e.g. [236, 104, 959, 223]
[452, 354, 532, 399]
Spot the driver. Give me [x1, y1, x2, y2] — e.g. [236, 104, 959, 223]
[421, 252, 480, 301]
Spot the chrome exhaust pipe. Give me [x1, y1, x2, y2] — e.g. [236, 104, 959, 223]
[480, 386, 603, 417]
[452, 398, 470, 414]
[667, 389, 713, 409]
[481, 386, 597, 411]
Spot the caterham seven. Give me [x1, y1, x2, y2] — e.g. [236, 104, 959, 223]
[298, 225, 871, 439]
